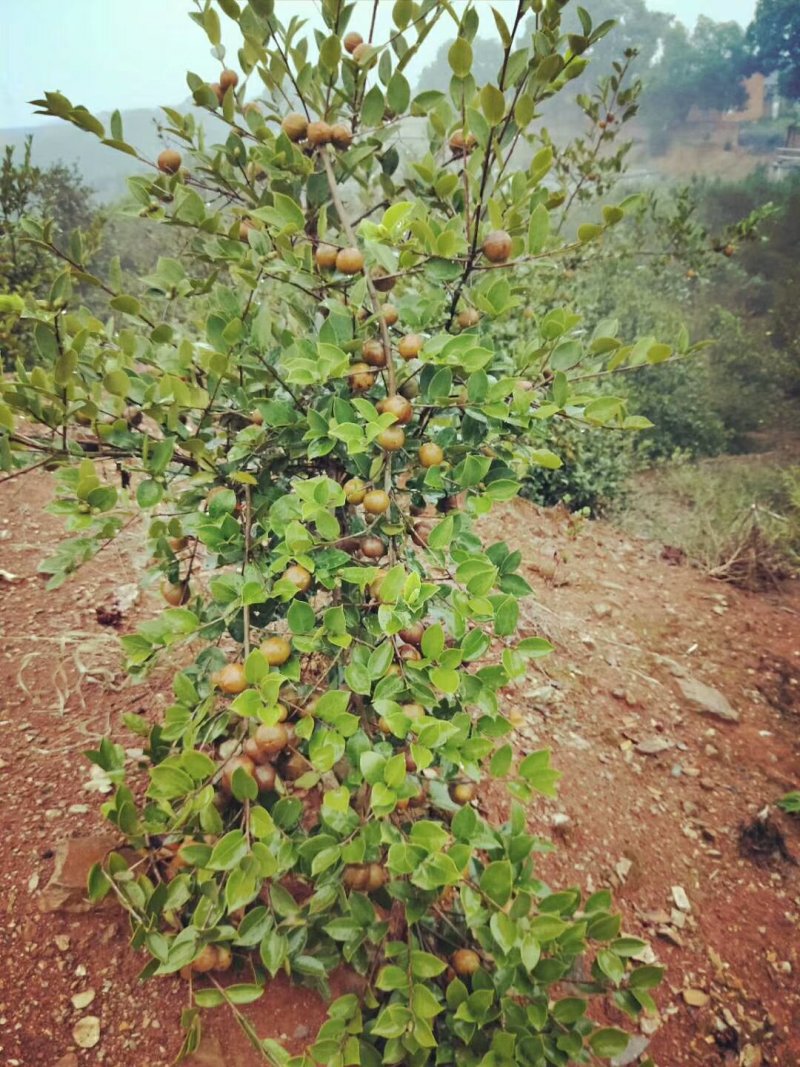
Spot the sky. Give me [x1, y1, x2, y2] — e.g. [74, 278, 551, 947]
[1, 0, 758, 130]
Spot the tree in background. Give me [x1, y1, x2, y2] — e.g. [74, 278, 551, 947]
[747, 0, 800, 101]
[641, 17, 748, 152]
[0, 139, 99, 368]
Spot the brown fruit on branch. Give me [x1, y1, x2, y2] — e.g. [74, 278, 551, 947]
[380, 303, 399, 326]
[450, 781, 476, 805]
[210, 82, 225, 105]
[281, 750, 307, 780]
[336, 247, 365, 274]
[331, 124, 353, 150]
[362, 339, 387, 367]
[419, 442, 444, 468]
[377, 426, 405, 452]
[348, 362, 376, 392]
[157, 149, 182, 174]
[400, 376, 420, 400]
[255, 722, 290, 757]
[260, 635, 292, 666]
[212, 662, 248, 694]
[366, 862, 387, 892]
[315, 243, 339, 270]
[243, 737, 265, 764]
[219, 69, 239, 91]
[167, 536, 189, 552]
[352, 42, 374, 65]
[451, 948, 481, 977]
[306, 121, 334, 146]
[343, 477, 367, 504]
[281, 112, 308, 141]
[371, 267, 395, 292]
[449, 130, 477, 156]
[482, 229, 512, 263]
[398, 644, 421, 662]
[161, 579, 190, 605]
[397, 333, 423, 360]
[399, 622, 424, 646]
[343, 31, 364, 54]
[215, 945, 233, 972]
[343, 864, 370, 890]
[254, 764, 278, 794]
[360, 535, 386, 560]
[377, 394, 413, 424]
[239, 219, 255, 243]
[401, 703, 425, 722]
[283, 564, 312, 593]
[221, 754, 256, 792]
[369, 569, 388, 600]
[192, 945, 219, 974]
[457, 308, 480, 329]
[363, 489, 390, 515]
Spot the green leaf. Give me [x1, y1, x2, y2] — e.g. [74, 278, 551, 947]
[448, 38, 473, 77]
[207, 830, 248, 871]
[480, 860, 512, 906]
[480, 84, 505, 124]
[589, 1028, 629, 1058]
[287, 599, 315, 634]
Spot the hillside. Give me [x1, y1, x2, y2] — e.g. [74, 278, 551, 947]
[1, 103, 229, 202]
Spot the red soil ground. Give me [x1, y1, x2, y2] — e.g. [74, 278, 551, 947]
[0, 476, 797, 1067]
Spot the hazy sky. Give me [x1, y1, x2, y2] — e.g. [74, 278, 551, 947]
[1, 0, 757, 130]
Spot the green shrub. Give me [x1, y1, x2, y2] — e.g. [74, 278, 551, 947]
[521, 420, 633, 513]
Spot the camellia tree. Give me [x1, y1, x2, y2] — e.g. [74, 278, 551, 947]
[0, 1, 687, 1063]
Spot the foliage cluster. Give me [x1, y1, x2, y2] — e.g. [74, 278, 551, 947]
[0, 2, 697, 1062]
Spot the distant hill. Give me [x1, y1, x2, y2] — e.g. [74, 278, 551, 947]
[0, 103, 229, 203]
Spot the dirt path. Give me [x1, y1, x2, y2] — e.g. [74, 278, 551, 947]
[0, 476, 797, 1067]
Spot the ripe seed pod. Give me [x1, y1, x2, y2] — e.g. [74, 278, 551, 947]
[343, 31, 363, 54]
[343, 477, 367, 504]
[161, 579, 190, 605]
[363, 489, 390, 515]
[331, 124, 353, 150]
[418, 442, 444, 468]
[210, 82, 225, 105]
[221, 754, 256, 793]
[449, 129, 477, 156]
[348, 362, 376, 392]
[377, 426, 405, 452]
[157, 149, 182, 174]
[377, 394, 413, 424]
[450, 781, 476, 805]
[451, 948, 481, 977]
[192, 945, 219, 974]
[362, 339, 387, 367]
[380, 303, 399, 326]
[281, 112, 308, 141]
[260, 635, 292, 666]
[398, 643, 421, 662]
[482, 229, 513, 263]
[254, 763, 277, 793]
[360, 535, 386, 560]
[397, 333, 423, 360]
[283, 565, 312, 592]
[306, 120, 334, 146]
[254, 722, 290, 757]
[399, 621, 424, 646]
[457, 307, 480, 329]
[371, 267, 396, 292]
[219, 69, 239, 92]
[212, 662, 248, 694]
[336, 246, 365, 274]
[315, 243, 339, 270]
[366, 863, 387, 892]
